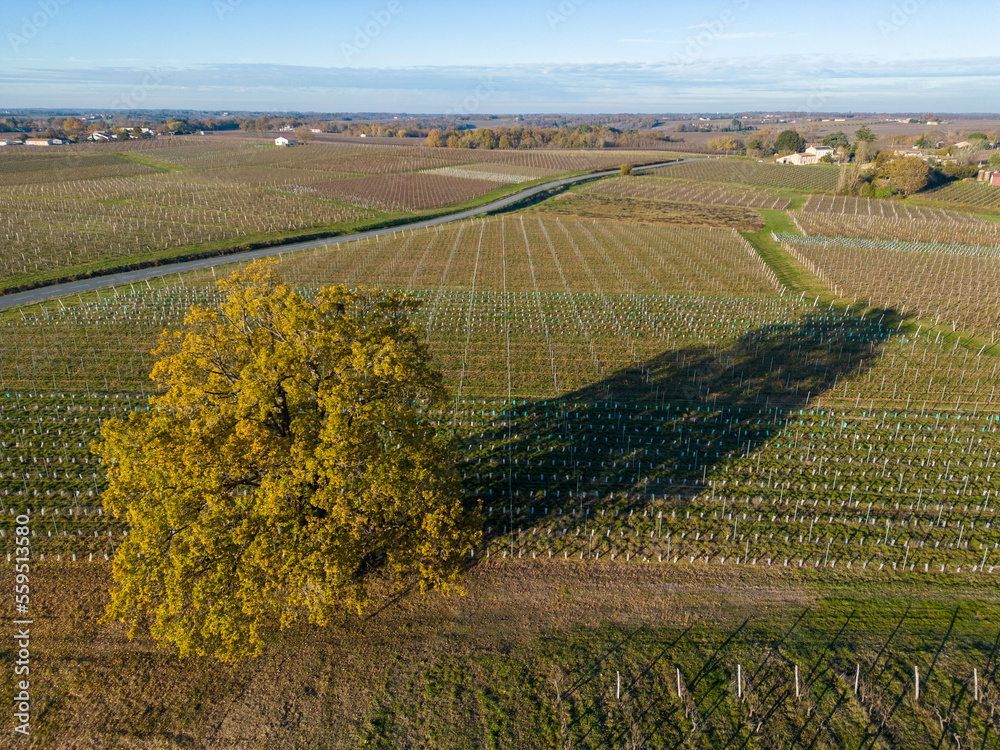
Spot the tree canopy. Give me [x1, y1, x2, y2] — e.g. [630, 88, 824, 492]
[854, 125, 877, 143]
[94, 261, 478, 661]
[822, 131, 849, 149]
[707, 136, 743, 152]
[885, 156, 930, 196]
[774, 129, 805, 155]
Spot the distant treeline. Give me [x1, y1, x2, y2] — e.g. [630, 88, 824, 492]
[0, 114, 680, 148]
[423, 125, 680, 150]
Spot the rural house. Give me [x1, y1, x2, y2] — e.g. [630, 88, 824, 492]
[775, 152, 819, 165]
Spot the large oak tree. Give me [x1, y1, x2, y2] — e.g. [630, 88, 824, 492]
[95, 260, 478, 660]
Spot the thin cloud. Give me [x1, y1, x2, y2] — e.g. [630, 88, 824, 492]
[714, 31, 783, 39]
[1, 56, 998, 112]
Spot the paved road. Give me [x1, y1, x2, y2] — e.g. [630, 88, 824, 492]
[0, 159, 695, 311]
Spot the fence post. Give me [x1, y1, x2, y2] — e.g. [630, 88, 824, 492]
[914, 666, 920, 701]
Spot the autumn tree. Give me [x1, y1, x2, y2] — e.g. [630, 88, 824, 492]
[94, 261, 478, 661]
[853, 139, 879, 165]
[707, 136, 742, 152]
[62, 116, 84, 134]
[620, 163, 633, 176]
[837, 162, 865, 195]
[886, 156, 930, 196]
[295, 126, 314, 143]
[426, 128, 444, 147]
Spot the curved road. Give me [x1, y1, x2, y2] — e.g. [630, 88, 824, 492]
[0, 159, 695, 311]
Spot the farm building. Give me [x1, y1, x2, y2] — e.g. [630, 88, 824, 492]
[775, 152, 819, 165]
[274, 136, 298, 146]
[992, 172, 1000, 187]
[891, 148, 927, 159]
[25, 138, 65, 146]
[805, 146, 834, 158]
[0, 139, 21, 146]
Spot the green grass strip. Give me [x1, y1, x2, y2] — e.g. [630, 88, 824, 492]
[741, 209, 827, 299]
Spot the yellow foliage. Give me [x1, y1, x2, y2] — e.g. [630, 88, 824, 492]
[94, 259, 479, 661]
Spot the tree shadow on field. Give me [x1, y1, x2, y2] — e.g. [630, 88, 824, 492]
[461, 306, 907, 529]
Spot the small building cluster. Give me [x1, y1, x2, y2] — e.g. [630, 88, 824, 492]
[0, 138, 69, 146]
[979, 171, 1000, 187]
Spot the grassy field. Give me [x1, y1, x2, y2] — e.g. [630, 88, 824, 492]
[4, 156, 1000, 746]
[5, 562, 1000, 748]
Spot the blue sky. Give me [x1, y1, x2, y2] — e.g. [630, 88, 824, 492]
[1, 0, 998, 112]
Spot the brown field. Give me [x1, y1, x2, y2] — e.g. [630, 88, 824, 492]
[308, 172, 504, 211]
[580, 175, 791, 209]
[532, 192, 766, 231]
[791, 209, 1000, 247]
[0, 138, 679, 287]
